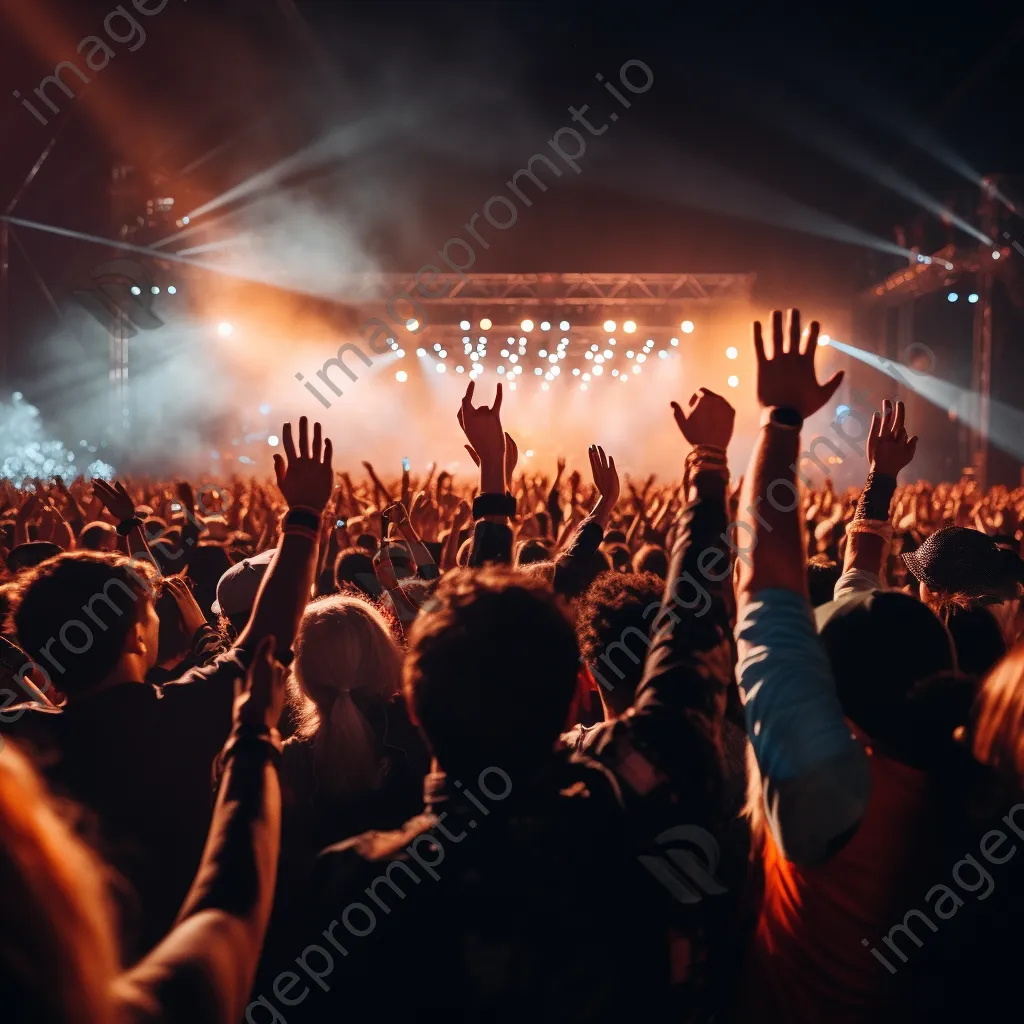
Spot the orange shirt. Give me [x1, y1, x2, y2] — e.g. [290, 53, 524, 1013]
[741, 744, 938, 1022]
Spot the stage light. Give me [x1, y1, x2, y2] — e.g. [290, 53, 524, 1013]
[595, 355, 605, 365]
[179, 216, 190, 226]
[267, 435, 279, 447]
[593, 364, 604, 375]
[549, 354, 558, 364]
[479, 336, 488, 344]
[436, 363, 446, 373]
[632, 365, 641, 374]
[728, 375, 739, 388]
[681, 320, 695, 333]
[585, 351, 594, 360]
[541, 382, 550, 391]
[463, 336, 471, 344]
[259, 403, 271, 415]
[396, 348, 406, 358]
[545, 371, 554, 380]
[407, 318, 419, 330]
[456, 365, 465, 373]
[433, 343, 442, 351]
[396, 370, 408, 382]
[551, 365, 560, 376]
[603, 350, 613, 360]
[151, 286, 160, 295]
[539, 349, 548, 358]
[497, 366, 506, 375]
[509, 381, 517, 391]
[509, 353, 518, 363]
[580, 383, 588, 391]
[534, 367, 543, 375]
[992, 251, 1001, 260]
[480, 318, 493, 329]
[583, 373, 591, 381]
[608, 338, 616, 346]
[819, 334, 830, 346]
[604, 320, 616, 332]
[836, 404, 851, 421]
[438, 349, 447, 358]
[217, 322, 234, 337]
[514, 365, 523, 374]
[560, 320, 570, 331]
[417, 347, 427, 356]
[969, 293, 980, 303]
[501, 349, 510, 358]
[659, 350, 668, 359]
[623, 320, 636, 333]
[636, 353, 647, 363]
[460, 320, 471, 330]
[540, 321, 551, 331]
[573, 368, 581, 376]
[521, 319, 534, 331]
[947, 292, 959, 303]
[519, 336, 527, 344]
[612, 368, 619, 377]
[645, 339, 654, 349]
[167, 285, 177, 295]
[670, 337, 679, 346]
[473, 362, 483, 372]
[726, 347, 738, 359]
[626, 350, 635, 359]
[131, 286, 142, 295]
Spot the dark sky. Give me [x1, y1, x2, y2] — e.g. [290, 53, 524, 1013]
[1, 0, 1023, 375]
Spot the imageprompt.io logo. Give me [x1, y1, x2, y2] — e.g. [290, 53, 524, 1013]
[639, 825, 727, 904]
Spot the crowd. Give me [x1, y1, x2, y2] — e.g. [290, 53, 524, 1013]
[1, 309, 1022, 1023]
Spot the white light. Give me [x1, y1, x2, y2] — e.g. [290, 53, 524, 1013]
[583, 372, 591, 381]
[608, 337, 616, 346]
[728, 375, 739, 388]
[509, 382, 516, 390]
[968, 293, 980, 303]
[573, 368, 581, 376]
[551, 365, 560, 376]
[538, 349, 548, 358]
[594, 355, 605, 364]
[167, 285, 177, 295]
[151, 286, 160, 295]
[540, 321, 551, 331]
[514, 365, 522, 374]
[681, 320, 695, 333]
[585, 351, 594, 360]
[259, 403, 272, 415]
[434, 343, 442, 351]
[217, 321, 234, 337]
[992, 251, 1001, 260]
[541, 382, 550, 391]
[626, 350, 634, 358]
[534, 367, 543, 375]
[479, 336, 488, 344]
[396, 370, 408, 382]
[612, 368, 619, 377]
[267, 434, 279, 446]
[396, 348, 406, 358]
[460, 320, 471, 330]
[726, 346, 738, 359]
[407, 318, 419, 330]
[130, 286, 141, 295]
[480, 318, 493, 330]
[456, 365, 465, 373]
[947, 292, 959, 303]
[438, 349, 447, 358]
[521, 319, 534, 331]
[181, 216, 190, 225]
[509, 353, 518, 363]
[603, 320, 616, 332]
[497, 366, 506, 375]
[603, 349, 613, 359]
[501, 349, 510, 358]
[819, 334, 830, 346]
[591, 343, 599, 351]
[559, 320, 570, 331]
[525, 449, 535, 458]
[632, 366, 641, 375]
[623, 320, 636, 333]
[473, 362, 484, 372]
[463, 336, 471, 344]
[519, 336, 527, 344]
[549, 354, 558, 363]
[545, 371, 554, 380]
[436, 363, 446, 373]
[636, 353, 647, 363]
[417, 347, 427, 357]
[659, 350, 668, 359]
[593, 364, 604, 375]
[507, 336, 515, 344]
[670, 337, 679, 346]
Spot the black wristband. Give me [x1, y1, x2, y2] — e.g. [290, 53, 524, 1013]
[768, 406, 804, 429]
[220, 727, 283, 768]
[472, 492, 516, 519]
[855, 471, 897, 522]
[283, 507, 321, 532]
[116, 516, 144, 537]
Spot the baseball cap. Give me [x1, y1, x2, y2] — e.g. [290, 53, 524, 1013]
[211, 547, 276, 617]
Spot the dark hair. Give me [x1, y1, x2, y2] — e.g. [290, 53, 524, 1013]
[632, 544, 668, 579]
[78, 522, 116, 551]
[931, 599, 1008, 680]
[807, 554, 841, 608]
[516, 539, 551, 566]
[604, 543, 632, 573]
[335, 547, 382, 600]
[603, 529, 627, 545]
[404, 567, 579, 773]
[576, 571, 663, 714]
[356, 533, 379, 555]
[8, 552, 159, 695]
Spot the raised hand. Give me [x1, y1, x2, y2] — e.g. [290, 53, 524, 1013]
[753, 308, 843, 418]
[671, 387, 735, 449]
[588, 444, 620, 528]
[164, 576, 208, 636]
[93, 479, 138, 522]
[457, 382, 506, 493]
[273, 417, 334, 512]
[868, 399, 918, 478]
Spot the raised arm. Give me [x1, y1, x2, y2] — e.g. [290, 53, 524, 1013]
[238, 418, 333, 657]
[835, 399, 917, 598]
[734, 309, 870, 865]
[114, 637, 285, 1024]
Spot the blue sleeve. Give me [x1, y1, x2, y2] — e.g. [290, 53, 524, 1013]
[736, 588, 871, 865]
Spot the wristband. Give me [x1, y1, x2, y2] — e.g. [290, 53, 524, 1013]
[846, 518, 893, 542]
[761, 406, 804, 429]
[116, 516, 144, 537]
[220, 726, 283, 767]
[282, 507, 321, 539]
[472, 492, 516, 520]
[855, 471, 897, 522]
